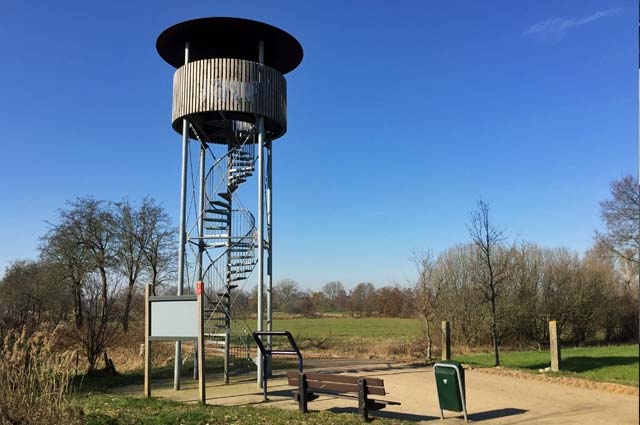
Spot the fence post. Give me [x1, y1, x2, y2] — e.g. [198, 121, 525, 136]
[441, 321, 451, 361]
[549, 320, 561, 372]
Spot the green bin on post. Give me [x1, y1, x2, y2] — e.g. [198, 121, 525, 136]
[433, 361, 467, 422]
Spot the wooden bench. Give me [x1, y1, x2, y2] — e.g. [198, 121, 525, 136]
[286, 371, 400, 421]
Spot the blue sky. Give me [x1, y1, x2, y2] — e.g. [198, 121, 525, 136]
[0, 0, 636, 290]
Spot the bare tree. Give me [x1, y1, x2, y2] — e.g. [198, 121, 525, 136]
[135, 197, 176, 296]
[274, 278, 301, 313]
[412, 250, 440, 359]
[63, 198, 117, 323]
[349, 282, 376, 317]
[42, 197, 120, 372]
[321, 281, 345, 310]
[0, 260, 70, 333]
[596, 175, 639, 265]
[41, 211, 93, 329]
[114, 199, 144, 332]
[69, 276, 120, 373]
[468, 200, 510, 366]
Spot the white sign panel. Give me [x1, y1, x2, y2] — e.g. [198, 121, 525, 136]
[150, 300, 197, 339]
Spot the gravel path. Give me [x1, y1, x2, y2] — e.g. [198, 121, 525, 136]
[119, 360, 639, 424]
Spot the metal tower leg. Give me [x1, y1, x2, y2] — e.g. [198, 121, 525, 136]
[174, 42, 190, 391]
[224, 144, 233, 385]
[256, 40, 265, 388]
[194, 140, 206, 380]
[266, 139, 273, 377]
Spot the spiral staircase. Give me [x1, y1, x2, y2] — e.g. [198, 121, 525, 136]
[198, 127, 258, 366]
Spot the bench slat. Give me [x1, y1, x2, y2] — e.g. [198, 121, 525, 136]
[307, 380, 385, 396]
[286, 371, 385, 387]
[305, 372, 384, 387]
[287, 377, 386, 396]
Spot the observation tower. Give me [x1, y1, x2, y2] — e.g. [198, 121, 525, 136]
[156, 17, 303, 389]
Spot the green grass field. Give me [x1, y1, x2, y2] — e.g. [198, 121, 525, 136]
[455, 344, 639, 386]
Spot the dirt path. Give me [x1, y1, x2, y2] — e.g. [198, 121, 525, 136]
[120, 360, 639, 424]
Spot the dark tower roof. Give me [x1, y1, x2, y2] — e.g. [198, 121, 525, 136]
[156, 17, 303, 74]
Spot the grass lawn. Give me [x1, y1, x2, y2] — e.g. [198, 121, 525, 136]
[455, 344, 639, 386]
[75, 393, 407, 425]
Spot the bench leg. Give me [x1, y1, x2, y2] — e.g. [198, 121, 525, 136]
[298, 373, 308, 413]
[357, 378, 369, 422]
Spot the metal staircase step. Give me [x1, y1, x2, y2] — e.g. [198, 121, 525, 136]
[217, 192, 232, 201]
[206, 242, 227, 249]
[211, 200, 230, 209]
[230, 276, 248, 282]
[229, 167, 254, 173]
[205, 208, 230, 215]
[232, 153, 252, 160]
[204, 333, 226, 339]
[204, 226, 227, 231]
[203, 217, 228, 223]
[205, 233, 229, 239]
[231, 261, 256, 267]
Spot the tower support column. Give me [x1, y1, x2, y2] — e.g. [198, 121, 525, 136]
[194, 141, 206, 379]
[256, 39, 265, 388]
[174, 42, 190, 392]
[266, 139, 273, 377]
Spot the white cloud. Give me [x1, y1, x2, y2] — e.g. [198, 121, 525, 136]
[524, 8, 621, 38]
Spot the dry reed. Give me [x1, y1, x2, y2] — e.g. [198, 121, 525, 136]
[0, 328, 80, 425]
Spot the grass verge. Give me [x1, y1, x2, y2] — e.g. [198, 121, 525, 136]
[454, 344, 639, 386]
[74, 393, 406, 425]
[75, 356, 298, 393]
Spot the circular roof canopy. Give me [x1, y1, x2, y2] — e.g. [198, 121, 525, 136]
[157, 17, 303, 74]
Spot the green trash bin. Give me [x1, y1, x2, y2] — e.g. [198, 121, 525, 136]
[434, 361, 467, 422]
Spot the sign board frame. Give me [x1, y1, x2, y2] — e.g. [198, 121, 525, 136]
[149, 295, 198, 341]
[145, 284, 205, 403]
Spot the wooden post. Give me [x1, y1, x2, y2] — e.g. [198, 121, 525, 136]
[549, 320, 561, 372]
[144, 284, 151, 397]
[197, 282, 206, 403]
[357, 378, 369, 422]
[298, 373, 308, 413]
[441, 321, 451, 361]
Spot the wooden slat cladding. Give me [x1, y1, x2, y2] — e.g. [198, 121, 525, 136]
[172, 58, 287, 137]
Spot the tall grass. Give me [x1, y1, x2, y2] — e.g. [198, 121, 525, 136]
[0, 329, 80, 424]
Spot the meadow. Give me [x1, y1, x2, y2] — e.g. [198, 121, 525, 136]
[261, 316, 424, 358]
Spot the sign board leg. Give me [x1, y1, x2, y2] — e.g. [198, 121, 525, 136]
[197, 284, 206, 403]
[144, 284, 151, 398]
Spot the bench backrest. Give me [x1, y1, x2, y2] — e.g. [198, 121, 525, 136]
[286, 371, 386, 396]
